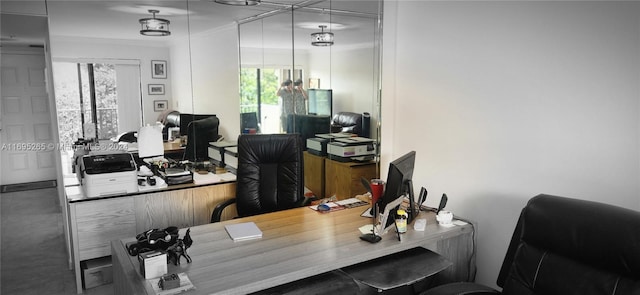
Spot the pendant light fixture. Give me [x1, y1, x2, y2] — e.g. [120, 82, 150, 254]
[213, 0, 261, 6]
[311, 25, 334, 46]
[139, 10, 171, 36]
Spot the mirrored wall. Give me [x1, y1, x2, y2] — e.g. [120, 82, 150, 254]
[45, 0, 382, 161]
[238, 1, 382, 142]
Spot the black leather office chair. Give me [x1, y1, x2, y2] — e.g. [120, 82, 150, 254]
[210, 134, 306, 222]
[183, 116, 220, 163]
[241, 112, 260, 134]
[330, 112, 371, 138]
[422, 194, 640, 295]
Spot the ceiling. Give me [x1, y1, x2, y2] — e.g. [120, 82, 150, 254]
[1, 0, 380, 48]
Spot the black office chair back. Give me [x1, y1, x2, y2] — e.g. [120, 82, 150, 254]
[183, 116, 219, 162]
[286, 114, 331, 146]
[235, 133, 305, 217]
[497, 194, 640, 294]
[241, 112, 259, 133]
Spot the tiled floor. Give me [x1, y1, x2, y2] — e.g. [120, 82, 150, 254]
[1, 187, 112, 295]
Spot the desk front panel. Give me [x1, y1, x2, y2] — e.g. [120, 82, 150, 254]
[113, 207, 474, 295]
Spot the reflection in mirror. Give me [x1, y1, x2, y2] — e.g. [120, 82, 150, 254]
[238, 0, 381, 144]
[236, 0, 382, 201]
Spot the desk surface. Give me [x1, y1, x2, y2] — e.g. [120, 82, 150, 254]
[112, 206, 474, 295]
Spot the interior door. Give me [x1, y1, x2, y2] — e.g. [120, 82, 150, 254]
[0, 49, 56, 185]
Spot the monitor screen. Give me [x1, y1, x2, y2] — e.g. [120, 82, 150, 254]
[179, 114, 217, 136]
[378, 151, 417, 230]
[307, 89, 332, 116]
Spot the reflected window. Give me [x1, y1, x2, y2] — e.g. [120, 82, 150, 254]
[240, 67, 303, 134]
[53, 62, 142, 144]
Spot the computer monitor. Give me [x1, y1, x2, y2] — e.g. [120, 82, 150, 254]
[183, 116, 220, 162]
[307, 89, 332, 116]
[377, 151, 417, 231]
[179, 114, 217, 136]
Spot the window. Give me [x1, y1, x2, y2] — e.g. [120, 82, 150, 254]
[53, 61, 142, 145]
[240, 67, 302, 134]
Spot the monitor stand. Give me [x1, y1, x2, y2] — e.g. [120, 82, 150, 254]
[360, 203, 381, 243]
[360, 233, 381, 243]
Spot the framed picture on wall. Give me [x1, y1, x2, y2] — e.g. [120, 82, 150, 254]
[151, 60, 167, 79]
[148, 84, 165, 95]
[154, 100, 168, 112]
[309, 78, 320, 89]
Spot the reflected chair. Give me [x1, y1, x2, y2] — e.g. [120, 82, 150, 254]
[286, 114, 331, 148]
[210, 133, 306, 222]
[240, 112, 260, 134]
[422, 194, 640, 295]
[330, 112, 371, 138]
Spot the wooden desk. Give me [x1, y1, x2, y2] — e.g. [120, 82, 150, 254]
[163, 141, 184, 153]
[163, 141, 184, 160]
[112, 207, 475, 295]
[66, 180, 236, 294]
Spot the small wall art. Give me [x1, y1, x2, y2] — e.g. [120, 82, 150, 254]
[154, 100, 168, 112]
[151, 60, 167, 79]
[148, 84, 165, 95]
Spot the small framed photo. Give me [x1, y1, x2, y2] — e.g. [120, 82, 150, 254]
[148, 84, 165, 95]
[153, 100, 168, 112]
[309, 78, 320, 89]
[151, 60, 167, 79]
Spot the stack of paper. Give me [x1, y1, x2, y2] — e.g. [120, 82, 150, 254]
[192, 172, 222, 185]
[224, 222, 263, 241]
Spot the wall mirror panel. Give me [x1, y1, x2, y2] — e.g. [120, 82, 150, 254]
[45, 0, 381, 177]
[238, 0, 382, 144]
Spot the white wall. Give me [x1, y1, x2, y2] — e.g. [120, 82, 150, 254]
[382, 1, 640, 288]
[178, 25, 241, 141]
[308, 46, 377, 116]
[49, 37, 171, 126]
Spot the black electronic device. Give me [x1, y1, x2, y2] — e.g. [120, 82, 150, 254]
[179, 113, 217, 136]
[418, 187, 428, 209]
[437, 194, 448, 213]
[183, 116, 220, 162]
[377, 151, 417, 231]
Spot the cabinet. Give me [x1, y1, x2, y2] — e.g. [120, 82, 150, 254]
[133, 189, 193, 232]
[324, 159, 377, 200]
[303, 151, 325, 198]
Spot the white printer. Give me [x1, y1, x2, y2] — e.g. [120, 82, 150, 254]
[80, 153, 138, 198]
[327, 137, 376, 162]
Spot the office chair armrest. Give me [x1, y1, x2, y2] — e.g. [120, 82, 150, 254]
[420, 282, 500, 295]
[211, 198, 237, 223]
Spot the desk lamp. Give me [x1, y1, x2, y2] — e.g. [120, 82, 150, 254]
[360, 179, 384, 243]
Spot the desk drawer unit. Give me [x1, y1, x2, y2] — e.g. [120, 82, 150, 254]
[72, 197, 136, 261]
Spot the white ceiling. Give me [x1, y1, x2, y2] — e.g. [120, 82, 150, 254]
[1, 0, 380, 48]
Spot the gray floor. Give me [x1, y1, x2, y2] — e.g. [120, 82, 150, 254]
[1, 187, 112, 295]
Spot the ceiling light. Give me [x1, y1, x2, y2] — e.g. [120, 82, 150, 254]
[139, 10, 171, 36]
[213, 0, 261, 6]
[311, 25, 334, 47]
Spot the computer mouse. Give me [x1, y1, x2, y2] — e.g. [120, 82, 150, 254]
[317, 204, 331, 212]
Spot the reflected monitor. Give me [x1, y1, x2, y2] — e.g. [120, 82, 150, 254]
[308, 89, 332, 116]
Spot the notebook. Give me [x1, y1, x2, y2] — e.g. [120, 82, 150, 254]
[224, 222, 263, 242]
